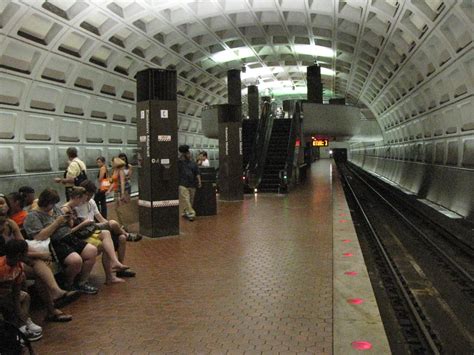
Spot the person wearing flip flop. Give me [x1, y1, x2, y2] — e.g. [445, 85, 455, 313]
[62, 187, 130, 284]
[0, 239, 43, 341]
[1, 194, 76, 323]
[23, 189, 99, 295]
[77, 180, 137, 278]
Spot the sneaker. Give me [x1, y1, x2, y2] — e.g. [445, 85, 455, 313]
[75, 282, 98, 295]
[188, 216, 195, 221]
[19, 325, 43, 342]
[126, 233, 142, 242]
[26, 318, 42, 333]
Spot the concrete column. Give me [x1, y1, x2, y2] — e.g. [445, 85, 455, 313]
[307, 64, 323, 104]
[136, 69, 179, 237]
[218, 69, 243, 201]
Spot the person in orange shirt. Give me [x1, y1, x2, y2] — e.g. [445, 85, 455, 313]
[7, 192, 28, 228]
[0, 239, 43, 341]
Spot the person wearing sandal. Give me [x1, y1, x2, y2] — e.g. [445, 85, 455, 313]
[63, 187, 130, 284]
[1, 194, 77, 322]
[78, 181, 137, 278]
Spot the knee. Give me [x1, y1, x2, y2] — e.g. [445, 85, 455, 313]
[119, 234, 126, 243]
[65, 253, 83, 269]
[100, 230, 112, 240]
[109, 220, 119, 229]
[82, 244, 98, 260]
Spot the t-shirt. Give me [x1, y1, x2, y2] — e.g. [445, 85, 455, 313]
[178, 159, 200, 188]
[66, 158, 87, 187]
[201, 159, 210, 167]
[10, 210, 27, 228]
[75, 199, 99, 221]
[0, 256, 23, 297]
[23, 206, 71, 242]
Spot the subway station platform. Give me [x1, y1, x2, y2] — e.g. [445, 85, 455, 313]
[33, 160, 390, 354]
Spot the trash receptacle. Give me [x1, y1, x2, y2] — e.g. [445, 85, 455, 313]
[193, 167, 217, 216]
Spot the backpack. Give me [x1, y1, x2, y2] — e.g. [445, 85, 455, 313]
[64, 161, 88, 186]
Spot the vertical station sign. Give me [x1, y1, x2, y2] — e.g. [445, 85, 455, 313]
[136, 69, 179, 237]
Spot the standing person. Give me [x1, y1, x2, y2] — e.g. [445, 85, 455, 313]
[54, 147, 87, 201]
[200, 151, 210, 167]
[95, 157, 109, 218]
[118, 153, 133, 197]
[107, 157, 129, 208]
[178, 145, 201, 222]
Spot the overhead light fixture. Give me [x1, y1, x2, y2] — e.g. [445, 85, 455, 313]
[294, 44, 334, 58]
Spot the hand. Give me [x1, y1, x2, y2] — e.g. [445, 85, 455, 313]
[54, 177, 62, 184]
[56, 214, 69, 224]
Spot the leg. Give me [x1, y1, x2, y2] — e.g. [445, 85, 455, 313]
[17, 290, 30, 325]
[188, 187, 197, 218]
[77, 244, 97, 284]
[62, 252, 83, 288]
[97, 230, 128, 270]
[179, 186, 192, 216]
[29, 259, 65, 300]
[102, 252, 124, 284]
[117, 234, 127, 263]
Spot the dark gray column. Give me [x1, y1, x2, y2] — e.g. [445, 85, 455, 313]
[307, 64, 323, 103]
[248, 85, 259, 120]
[227, 69, 242, 106]
[136, 69, 179, 237]
[218, 104, 243, 201]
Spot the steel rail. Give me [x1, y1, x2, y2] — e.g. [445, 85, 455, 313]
[346, 163, 474, 284]
[340, 165, 441, 355]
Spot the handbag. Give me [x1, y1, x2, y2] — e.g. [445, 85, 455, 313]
[73, 223, 98, 240]
[99, 178, 111, 192]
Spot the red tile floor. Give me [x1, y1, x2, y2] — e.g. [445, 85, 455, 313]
[32, 161, 334, 354]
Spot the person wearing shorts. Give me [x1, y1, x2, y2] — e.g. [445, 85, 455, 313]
[23, 189, 98, 294]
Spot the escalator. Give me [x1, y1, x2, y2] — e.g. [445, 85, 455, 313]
[258, 119, 292, 192]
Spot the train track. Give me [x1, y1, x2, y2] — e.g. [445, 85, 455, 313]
[337, 162, 474, 354]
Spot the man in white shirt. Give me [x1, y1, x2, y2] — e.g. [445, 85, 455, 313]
[54, 147, 87, 201]
[76, 180, 139, 278]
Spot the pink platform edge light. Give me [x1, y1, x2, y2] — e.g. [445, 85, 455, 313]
[344, 271, 358, 276]
[342, 239, 352, 243]
[351, 341, 373, 350]
[343, 252, 353, 257]
[347, 298, 364, 304]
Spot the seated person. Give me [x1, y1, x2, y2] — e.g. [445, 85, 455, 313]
[78, 180, 137, 277]
[7, 192, 28, 229]
[62, 186, 130, 284]
[23, 189, 98, 294]
[18, 186, 36, 212]
[0, 239, 42, 341]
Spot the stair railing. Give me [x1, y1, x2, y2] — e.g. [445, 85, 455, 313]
[245, 101, 274, 189]
[279, 101, 301, 192]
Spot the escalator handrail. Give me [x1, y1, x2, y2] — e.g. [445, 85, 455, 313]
[245, 101, 274, 188]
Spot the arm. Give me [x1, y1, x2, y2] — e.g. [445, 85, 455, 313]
[98, 166, 107, 180]
[33, 217, 66, 241]
[95, 212, 107, 224]
[7, 219, 24, 241]
[197, 174, 202, 188]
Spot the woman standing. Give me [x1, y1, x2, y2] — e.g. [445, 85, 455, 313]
[95, 157, 109, 218]
[107, 157, 129, 207]
[118, 153, 132, 197]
